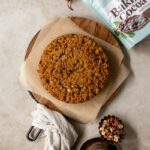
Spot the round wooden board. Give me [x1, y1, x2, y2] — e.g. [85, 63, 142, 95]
[25, 17, 121, 113]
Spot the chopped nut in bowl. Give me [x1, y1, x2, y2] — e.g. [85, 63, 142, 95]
[99, 115, 124, 144]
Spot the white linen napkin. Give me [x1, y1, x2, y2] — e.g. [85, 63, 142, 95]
[31, 104, 78, 150]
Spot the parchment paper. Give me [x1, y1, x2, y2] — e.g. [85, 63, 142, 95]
[20, 18, 129, 123]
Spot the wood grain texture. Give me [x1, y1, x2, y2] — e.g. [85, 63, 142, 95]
[69, 17, 121, 49]
[25, 17, 121, 113]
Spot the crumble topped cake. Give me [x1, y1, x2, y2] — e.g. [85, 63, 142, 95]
[38, 34, 109, 103]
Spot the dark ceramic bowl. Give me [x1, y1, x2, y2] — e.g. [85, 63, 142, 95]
[80, 137, 117, 150]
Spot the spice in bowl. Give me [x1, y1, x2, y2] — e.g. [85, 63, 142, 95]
[99, 115, 124, 143]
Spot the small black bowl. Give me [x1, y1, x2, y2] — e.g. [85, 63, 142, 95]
[80, 137, 117, 150]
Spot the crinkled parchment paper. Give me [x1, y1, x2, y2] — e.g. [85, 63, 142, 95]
[20, 18, 129, 123]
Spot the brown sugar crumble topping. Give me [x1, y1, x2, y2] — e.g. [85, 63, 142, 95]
[99, 115, 124, 143]
[38, 34, 109, 103]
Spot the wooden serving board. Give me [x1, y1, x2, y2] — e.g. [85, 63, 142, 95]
[25, 17, 121, 113]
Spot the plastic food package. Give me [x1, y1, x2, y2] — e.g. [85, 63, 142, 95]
[83, 0, 150, 49]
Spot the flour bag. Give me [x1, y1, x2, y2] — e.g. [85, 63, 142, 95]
[83, 0, 150, 49]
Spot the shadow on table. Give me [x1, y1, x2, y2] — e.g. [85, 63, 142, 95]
[96, 44, 140, 150]
[133, 35, 150, 56]
[70, 119, 140, 150]
[97, 41, 134, 117]
[119, 122, 140, 150]
[69, 120, 85, 150]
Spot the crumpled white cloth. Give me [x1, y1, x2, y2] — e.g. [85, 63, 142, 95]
[31, 104, 78, 150]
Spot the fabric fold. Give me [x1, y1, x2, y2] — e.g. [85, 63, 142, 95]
[31, 104, 78, 150]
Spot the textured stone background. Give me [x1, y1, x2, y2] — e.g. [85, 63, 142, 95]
[0, 0, 150, 149]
